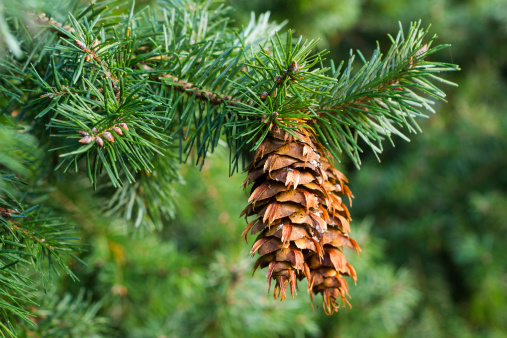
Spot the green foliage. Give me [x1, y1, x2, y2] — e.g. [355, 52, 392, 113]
[103, 148, 182, 231]
[350, 64, 507, 336]
[314, 22, 457, 166]
[0, 124, 82, 336]
[5, 0, 455, 183]
[0, 0, 467, 336]
[16, 290, 111, 337]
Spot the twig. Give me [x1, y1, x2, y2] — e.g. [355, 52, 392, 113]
[9, 222, 55, 251]
[136, 64, 248, 107]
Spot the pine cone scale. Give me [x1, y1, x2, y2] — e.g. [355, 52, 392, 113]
[243, 126, 360, 313]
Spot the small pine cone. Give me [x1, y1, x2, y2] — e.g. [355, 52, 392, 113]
[242, 126, 360, 313]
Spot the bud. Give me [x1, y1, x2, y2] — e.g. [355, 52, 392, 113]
[86, 55, 91, 62]
[416, 44, 428, 57]
[260, 92, 268, 100]
[261, 115, 268, 122]
[95, 136, 104, 147]
[77, 130, 89, 136]
[79, 136, 93, 144]
[0, 208, 20, 219]
[103, 132, 114, 142]
[119, 123, 129, 131]
[75, 39, 87, 50]
[271, 111, 279, 118]
[113, 127, 123, 135]
[289, 61, 298, 72]
[92, 127, 98, 133]
[92, 39, 99, 52]
[274, 75, 283, 83]
[40, 93, 54, 99]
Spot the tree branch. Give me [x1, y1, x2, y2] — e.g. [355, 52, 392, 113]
[32, 13, 251, 108]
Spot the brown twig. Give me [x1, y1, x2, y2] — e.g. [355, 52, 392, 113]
[315, 45, 427, 117]
[315, 79, 403, 117]
[9, 222, 55, 251]
[1, 209, 55, 251]
[136, 64, 250, 107]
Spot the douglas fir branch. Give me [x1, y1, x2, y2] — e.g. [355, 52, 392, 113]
[0, 0, 458, 330]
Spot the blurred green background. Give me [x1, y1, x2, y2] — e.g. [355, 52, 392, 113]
[13, 0, 507, 336]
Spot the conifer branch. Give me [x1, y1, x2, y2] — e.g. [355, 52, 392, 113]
[27, 7, 457, 179]
[312, 22, 459, 167]
[32, 12, 249, 108]
[0, 123, 83, 332]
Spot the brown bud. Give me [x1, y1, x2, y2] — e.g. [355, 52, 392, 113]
[119, 123, 129, 131]
[77, 130, 89, 136]
[113, 127, 123, 135]
[103, 132, 114, 142]
[95, 136, 104, 147]
[0, 208, 19, 219]
[40, 93, 54, 99]
[289, 61, 298, 72]
[416, 44, 428, 57]
[85, 55, 91, 62]
[75, 39, 87, 50]
[79, 136, 93, 144]
[92, 39, 99, 52]
[261, 115, 268, 122]
[92, 127, 98, 133]
[261, 92, 268, 100]
[274, 75, 283, 83]
[271, 111, 279, 118]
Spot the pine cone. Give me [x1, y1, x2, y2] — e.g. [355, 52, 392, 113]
[241, 126, 360, 314]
